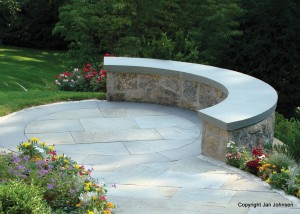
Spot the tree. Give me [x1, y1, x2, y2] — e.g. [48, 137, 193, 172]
[0, 0, 66, 49]
[221, 0, 300, 118]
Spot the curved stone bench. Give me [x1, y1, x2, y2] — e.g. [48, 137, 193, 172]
[104, 57, 278, 161]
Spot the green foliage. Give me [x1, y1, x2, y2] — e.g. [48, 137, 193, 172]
[55, 64, 107, 92]
[54, 0, 243, 66]
[221, 0, 300, 118]
[274, 113, 300, 161]
[0, 0, 67, 49]
[0, 139, 115, 213]
[0, 180, 52, 214]
[225, 141, 248, 168]
[0, 46, 105, 117]
[267, 153, 296, 170]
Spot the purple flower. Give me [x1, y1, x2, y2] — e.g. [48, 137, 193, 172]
[69, 189, 76, 194]
[16, 165, 25, 170]
[13, 157, 22, 164]
[47, 183, 54, 190]
[23, 155, 30, 162]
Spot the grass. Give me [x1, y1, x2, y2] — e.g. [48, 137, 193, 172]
[0, 46, 105, 116]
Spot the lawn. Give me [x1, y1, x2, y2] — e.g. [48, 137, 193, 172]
[0, 46, 105, 116]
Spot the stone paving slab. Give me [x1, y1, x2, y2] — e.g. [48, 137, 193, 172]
[37, 108, 104, 120]
[26, 119, 84, 133]
[26, 132, 75, 145]
[0, 100, 299, 214]
[55, 142, 130, 155]
[80, 117, 139, 130]
[71, 129, 163, 143]
[123, 139, 196, 155]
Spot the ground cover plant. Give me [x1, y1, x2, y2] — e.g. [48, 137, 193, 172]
[0, 46, 106, 117]
[0, 138, 115, 214]
[226, 141, 300, 199]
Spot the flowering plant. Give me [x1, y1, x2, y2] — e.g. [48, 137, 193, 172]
[55, 63, 107, 92]
[0, 138, 115, 214]
[245, 146, 268, 175]
[225, 141, 247, 168]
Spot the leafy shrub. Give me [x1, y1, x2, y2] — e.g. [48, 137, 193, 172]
[266, 153, 296, 170]
[275, 113, 300, 161]
[0, 138, 115, 214]
[55, 64, 107, 92]
[0, 180, 51, 214]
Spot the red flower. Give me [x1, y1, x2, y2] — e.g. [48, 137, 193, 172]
[86, 64, 91, 67]
[49, 151, 56, 156]
[100, 69, 107, 75]
[246, 158, 259, 169]
[252, 147, 263, 157]
[100, 195, 106, 201]
[104, 53, 111, 56]
[83, 67, 89, 72]
[52, 157, 56, 162]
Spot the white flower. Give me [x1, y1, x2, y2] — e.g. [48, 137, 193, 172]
[74, 68, 79, 72]
[34, 146, 45, 154]
[227, 141, 235, 148]
[79, 191, 98, 204]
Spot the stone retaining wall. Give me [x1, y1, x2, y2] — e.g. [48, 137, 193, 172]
[202, 113, 275, 161]
[105, 57, 277, 162]
[107, 71, 275, 161]
[107, 72, 226, 111]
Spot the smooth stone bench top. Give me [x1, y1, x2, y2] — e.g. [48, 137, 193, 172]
[104, 57, 278, 131]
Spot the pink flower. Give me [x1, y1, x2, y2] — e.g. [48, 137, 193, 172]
[104, 53, 111, 56]
[226, 153, 232, 159]
[86, 64, 91, 67]
[100, 195, 106, 201]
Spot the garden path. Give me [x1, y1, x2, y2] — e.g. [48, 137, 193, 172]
[0, 100, 299, 213]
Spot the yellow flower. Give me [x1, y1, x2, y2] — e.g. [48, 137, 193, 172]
[31, 137, 39, 142]
[92, 196, 97, 200]
[281, 168, 285, 173]
[23, 142, 31, 147]
[285, 170, 290, 174]
[41, 142, 46, 147]
[75, 164, 80, 169]
[266, 178, 271, 184]
[48, 145, 54, 151]
[272, 165, 276, 168]
[75, 203, 82, 207]
[96, 187, 102, 192]
[259, 167, 264, 171]
[64, 159, 69, 163]
[107, 202, 115, 208]
[273, 171, 277, 174]
[104, 210, 111, 214]
[87, 211, 94, 214]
